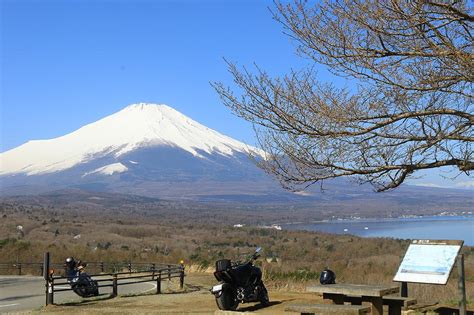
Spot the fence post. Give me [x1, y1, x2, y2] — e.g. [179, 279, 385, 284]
[156, 270, 161, 294]
[100, 262, 104, 273]
[49, 278, 54, 305]
[44, 252, 54, 306]
[17, 263, 22, 276]
[112, 273, 118, 297]
[151, 263, 156, 280]
[168, 264, 171, 280]
[179, 264, 184, 290]
[458, 254, 466, 315]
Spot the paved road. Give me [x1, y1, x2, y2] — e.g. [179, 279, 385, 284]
[0, 275, 160, 313]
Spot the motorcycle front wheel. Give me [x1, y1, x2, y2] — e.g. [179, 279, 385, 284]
[216, 286, 239, 311]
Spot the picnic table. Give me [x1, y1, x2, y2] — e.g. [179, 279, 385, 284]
[307, 283, 399, 315]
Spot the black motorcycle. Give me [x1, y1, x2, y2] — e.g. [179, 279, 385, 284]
[211, 247, 269, 311]
[65, 257, 99, 298]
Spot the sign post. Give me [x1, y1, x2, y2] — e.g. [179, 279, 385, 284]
[400, 281, 408, 297]
[457, 254, 466, 315]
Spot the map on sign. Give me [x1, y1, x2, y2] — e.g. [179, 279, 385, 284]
[394, 240, 463, 285]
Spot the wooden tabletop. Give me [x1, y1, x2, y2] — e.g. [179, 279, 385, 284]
[307, 283, 399, 297]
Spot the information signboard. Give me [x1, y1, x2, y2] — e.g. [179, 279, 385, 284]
[393, 239, 463, 285]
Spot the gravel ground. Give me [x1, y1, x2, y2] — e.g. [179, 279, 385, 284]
[6, 273, 464, 314]
[6, 273, 324, 315]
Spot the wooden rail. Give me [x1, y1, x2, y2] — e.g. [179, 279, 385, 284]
[0, 261, 172, 276]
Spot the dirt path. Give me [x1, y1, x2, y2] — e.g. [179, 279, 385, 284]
[18, 272, 324, 314]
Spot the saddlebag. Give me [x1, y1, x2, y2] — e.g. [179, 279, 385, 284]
[216, 259, 231, 272]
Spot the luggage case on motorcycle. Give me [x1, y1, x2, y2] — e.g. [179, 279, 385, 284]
[216, 259, 231, 272]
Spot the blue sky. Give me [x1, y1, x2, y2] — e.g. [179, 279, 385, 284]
[1, 0, 306, 152]
[1, 0, 472, 189]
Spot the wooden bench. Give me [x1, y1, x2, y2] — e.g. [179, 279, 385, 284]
[285, 303, 371, 315]
[323, 294, 416, 314]
[214, 311, 256, 315]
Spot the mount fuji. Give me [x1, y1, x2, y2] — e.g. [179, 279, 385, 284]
[0, 103, 285, 199]
[1, 104, 262, 175]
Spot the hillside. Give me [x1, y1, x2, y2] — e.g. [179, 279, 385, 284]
[1, 197, 472, 309]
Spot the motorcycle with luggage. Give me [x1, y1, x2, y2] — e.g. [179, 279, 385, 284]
[211, 247, 269, 311]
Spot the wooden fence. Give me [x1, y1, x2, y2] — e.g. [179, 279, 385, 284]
[1, 252, 185, 306]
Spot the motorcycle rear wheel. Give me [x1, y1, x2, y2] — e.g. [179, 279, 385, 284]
[216, 286, 239, 311]
[72, 281, 98, 298]
[259, 284, 269, 305]
[72, 284, 90, 298]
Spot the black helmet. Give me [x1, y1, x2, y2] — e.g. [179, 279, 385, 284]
[320, 269, 336, 284]
[65, 257, 76, 266]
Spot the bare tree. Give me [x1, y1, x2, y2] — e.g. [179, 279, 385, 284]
[213, 0, 473, 191]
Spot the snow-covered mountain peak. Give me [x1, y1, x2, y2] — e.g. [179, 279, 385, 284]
[124, 102, 172, 111]
[121, 103, 181, 118]
[0, 103, 260, 176]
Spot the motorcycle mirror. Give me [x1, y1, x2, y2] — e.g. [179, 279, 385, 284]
[255, 247, 262, 253]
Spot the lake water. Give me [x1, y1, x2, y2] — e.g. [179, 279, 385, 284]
[283, 216, 474, 245]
